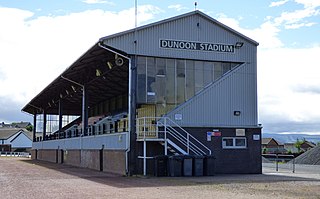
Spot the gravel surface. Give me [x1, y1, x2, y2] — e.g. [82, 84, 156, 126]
[293, 145, 320, 165]
[1, 157, 320, 199]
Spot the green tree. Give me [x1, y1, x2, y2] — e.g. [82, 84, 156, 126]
[294, 138, 304, 153]
[26, 125, 33, 132]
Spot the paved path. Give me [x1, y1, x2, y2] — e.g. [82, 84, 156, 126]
[1, 157, 320, 199]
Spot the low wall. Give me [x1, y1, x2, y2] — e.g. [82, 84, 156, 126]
[37, 149, 57, 163]
[103, 150, 126, 175]
[30, 149, 37, 160]
[33, 149, 126, 175]
[81, 150, 100, 171]
[64, 150, 81, 167]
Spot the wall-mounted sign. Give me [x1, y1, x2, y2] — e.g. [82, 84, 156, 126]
[253, 134, 260, 141]
[175, 113, 182, 121]
[160, 39, 235, 53]
[207, 132, 212, 141]
[236, 129, 245, 136]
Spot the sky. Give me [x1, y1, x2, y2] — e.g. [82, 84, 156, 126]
[0, 0, 319, 135]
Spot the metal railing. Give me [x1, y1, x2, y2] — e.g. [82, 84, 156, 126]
[136, 117, 211, 155]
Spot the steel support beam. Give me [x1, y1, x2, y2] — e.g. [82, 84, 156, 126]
[58, 100, 63, 137]
[42, 110, 47, 141]
[128, 56, 137, 175]
[82, 85, 88, 135]
[33, 113, 37, 142]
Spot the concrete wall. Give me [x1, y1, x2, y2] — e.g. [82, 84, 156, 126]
[103, 150, 126, 175]
[64, 150, 81, 167]
[37, 149, 57, 163]
[30, 149, 37, 160]
[31, 149, 126, 175]
[81, 150, 100, 171]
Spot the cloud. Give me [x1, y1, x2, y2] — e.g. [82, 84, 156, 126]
[293, 85, 320, 94]
[284, 22, 316, 29]
[216, 14, 283, 49]
[82, 0, 115, 5]
[269, 0, 289, 7]
[0, 5, 161, 122]
[168, 4, 188, 12]
[258, 46, 320, 127]
[295, 0, 320, 8]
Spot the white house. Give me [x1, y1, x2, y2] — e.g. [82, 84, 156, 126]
[0, 128, 32, 152]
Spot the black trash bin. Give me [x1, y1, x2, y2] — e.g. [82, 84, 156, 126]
[193, 156, 204, 176]
[183, 155, 193, 176]
[168, 155, 184, 177]
[204, 155, 216, 176]
[154, 155, 168, 177]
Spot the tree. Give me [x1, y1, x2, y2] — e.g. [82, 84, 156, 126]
[294, 138, 305, 153]
[26, 125, 33, 132]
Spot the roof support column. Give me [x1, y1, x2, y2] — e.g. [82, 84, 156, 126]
[82, 85, 88, 137]
[58, 100, 63, 139]
[42, 110, 47, 141]
[33, 113, 37, 142]
[128, 56, 137, 175]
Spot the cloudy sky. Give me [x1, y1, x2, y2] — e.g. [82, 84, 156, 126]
[0, 0, 319, 135]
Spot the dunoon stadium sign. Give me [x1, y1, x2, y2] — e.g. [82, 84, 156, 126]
[160, 39, 235, 53]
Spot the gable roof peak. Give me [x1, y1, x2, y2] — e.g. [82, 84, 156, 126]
[100, 10, 258, 46]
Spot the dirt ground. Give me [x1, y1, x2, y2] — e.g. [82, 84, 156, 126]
[0, 157, 320, 199]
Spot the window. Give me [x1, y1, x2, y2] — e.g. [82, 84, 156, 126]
[222, 137, 247, 149]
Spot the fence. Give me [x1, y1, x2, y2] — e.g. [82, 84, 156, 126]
[0, 151, 31, 158]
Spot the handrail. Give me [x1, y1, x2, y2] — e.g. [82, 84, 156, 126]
[136, 117, 211, 155]
[164, 117, 211, 155]
[161, 121, 207, 155]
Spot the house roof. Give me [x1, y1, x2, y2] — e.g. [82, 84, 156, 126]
[262, 138, 283, 146]
[12, 122, 31, 128]
[100, 10, 259, 46]
[0, 128, 32, 140]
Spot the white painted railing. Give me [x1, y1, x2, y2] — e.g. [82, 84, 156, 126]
[0, 151, 31, 158]
[136, 117, 211, 156]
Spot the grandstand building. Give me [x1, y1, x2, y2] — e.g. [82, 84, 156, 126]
[22, 11, 262, 175]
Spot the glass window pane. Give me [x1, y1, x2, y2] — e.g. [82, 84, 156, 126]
[235, 138, 246, 147]
[194, 61, 203, 93]
[224, 138, 234, 146]
[222, 62, 231, 74]
[156, 58, 166, 104]
[166, 59, 175, 104]
[214, 62, 222, 80]
[147, 57, 156, 103]
[176, 60, 185, 104]
[203, 61, 213, 87]
[137, 56, 146, 103]
[185, 60, 195, 100]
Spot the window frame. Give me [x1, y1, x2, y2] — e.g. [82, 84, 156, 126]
[222, 137, 247, 149]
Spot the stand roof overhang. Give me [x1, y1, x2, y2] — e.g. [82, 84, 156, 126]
[22, 43, 129, 115]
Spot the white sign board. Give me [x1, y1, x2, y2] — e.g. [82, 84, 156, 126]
[175, 113, 182, 121]
[236, 129, 245, 136]
[253, 134, 260, 141]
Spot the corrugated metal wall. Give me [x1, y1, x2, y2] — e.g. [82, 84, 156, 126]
[103, 13, 256, 62]
[165, 61, 258, 127]
[102, 12, 258, 128]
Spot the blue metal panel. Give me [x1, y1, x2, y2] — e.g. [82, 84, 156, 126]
[32, 133, 128, 150]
